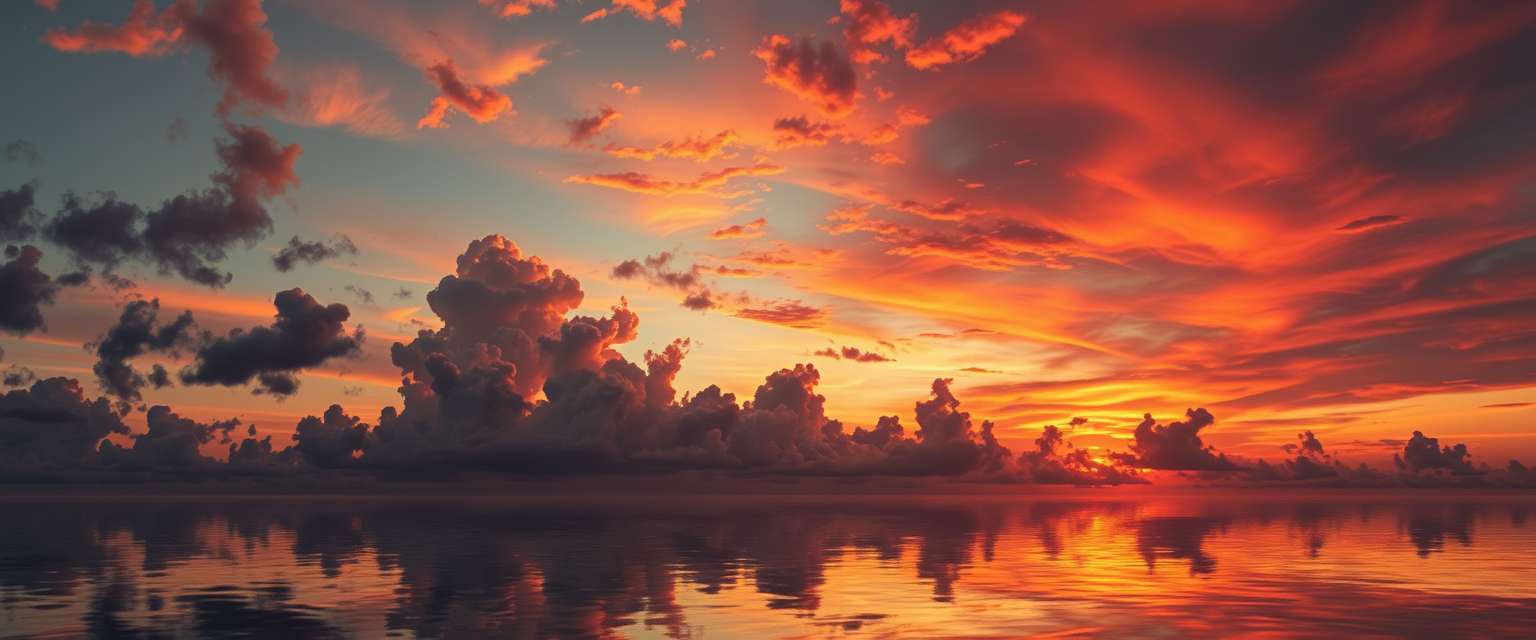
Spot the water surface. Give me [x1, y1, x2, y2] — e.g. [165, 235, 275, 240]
[1, 492, 1532, 638]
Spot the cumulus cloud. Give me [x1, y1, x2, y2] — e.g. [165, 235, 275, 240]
[39, 124, 300, 287]
[417, 60, 514, 128]
[0, 377, 128, 470]
[567, 106, 622, 144]
[1113, 408, 1241, 471]
[1395, 430, 1476, 475]
[906, 10, 1027, 70]
[91, 298, 197, 404]
[0, 246, 59, 337]
[709, 217, 767, 239]
[841, 0, 915, 64]
[272, 235, 358, 272]
[99, 405, 241, 469]
[0, 183, 41, 241]
[1019, 423, 1143, 485]
[754, 35, 858, 117]
[564, 161, 783, 198]
[604, 130, 739, 162]
[180, 288, 364, 396]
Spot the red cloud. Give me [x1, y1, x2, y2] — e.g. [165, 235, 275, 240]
[841, 0, 915, 64]
[906, 10, 1027, 70]
[281, 66, 403, 138]
[417, 60, 514, 128]
[754, 35, 859, 117]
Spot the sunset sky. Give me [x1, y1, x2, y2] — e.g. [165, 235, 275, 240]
[2, 0, 1534, 472]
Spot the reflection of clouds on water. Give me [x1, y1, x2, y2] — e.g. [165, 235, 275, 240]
[0, 496, 1533, 638]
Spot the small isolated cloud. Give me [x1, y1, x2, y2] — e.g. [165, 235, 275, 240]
[272, 235, 358, 272]
[610, 81, 642, 95]
[283, 65, 404, 137]
[1336, 214, 1404, 233]
[567, 106, 622, 144]
[417, 60, 514, 128]
[871, 151, 905, 165]
[813, 344, 893, 363]
[481, 0, 555, 18]
[583, 0, 686, 27]
[734, 299, 826, 328]
[709, 217, 767, 240]
[772, 116, 843, 148]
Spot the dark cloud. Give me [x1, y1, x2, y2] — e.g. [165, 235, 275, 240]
[1395, 430, 1477, 475]
[343, 285, 373, 304]
[272, 235, 358, 272]
[3, 366, 38, 388]
[0, 183, 41, 241]
[812, 345, 893, 363]
[0, 245, 59, 336]
[292, 404, 369, 468]
[99, 405, 240, 470]
[39, 124, 301, 287]
[753, 35, 858, 117]
[4, 140, 42, 168]
[772, 116, 843, 148]
[1336, 214, 1403, 233]
[0, 377, 128, 470]
[567, 106, 621, 144]
[1019, 424, 1143, 485]
[393, 287, 414, 299]
[91, 299, 197, 404]
[179, 288, 364, 396]
[44, 196, 145, 269]
[1113, 408, 1241, 471]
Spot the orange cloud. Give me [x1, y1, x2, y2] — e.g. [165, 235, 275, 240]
[604, 130, 739, 162]
[709, 217, 767, 240]
[480, 0, 555, 18]
[583, 0, 686, 27]
[417, 60, 514, 128]
[841, 0, 915, 64]
[906, 10, 1026, 70]
[734, 300, 827, 328]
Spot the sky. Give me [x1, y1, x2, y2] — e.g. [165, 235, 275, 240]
[0, 0, 1534, 480]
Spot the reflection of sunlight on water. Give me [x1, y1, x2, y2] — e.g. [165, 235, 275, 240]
[0, 494, 1533, 638]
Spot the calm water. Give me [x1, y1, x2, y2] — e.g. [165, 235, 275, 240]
[1, 492, 1533, 639]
